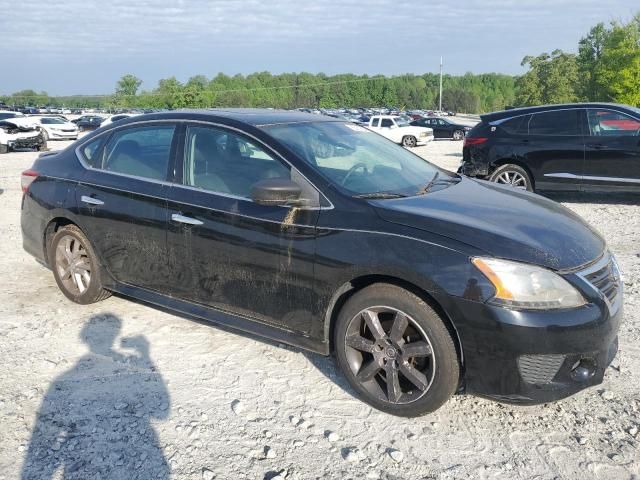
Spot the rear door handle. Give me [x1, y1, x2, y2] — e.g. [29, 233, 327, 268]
[80, 195, 104, 206]
[171, 213, 203, 226]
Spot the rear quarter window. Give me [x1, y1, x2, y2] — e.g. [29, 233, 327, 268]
[499, 115, 530, 135]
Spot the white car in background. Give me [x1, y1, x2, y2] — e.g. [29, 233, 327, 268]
[366, 115, 434, 147]
[99, 113, 139, 129]
[33, 116, 78, 141]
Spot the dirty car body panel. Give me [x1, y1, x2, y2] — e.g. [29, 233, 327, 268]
[21, 109, 622, 405]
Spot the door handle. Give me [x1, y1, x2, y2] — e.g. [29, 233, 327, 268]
[80, 195, 104, 206]
[171, 213, 203, 226]
[588, 143, 608, 150]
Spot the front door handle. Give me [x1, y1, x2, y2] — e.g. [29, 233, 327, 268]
[80, 195, 104, 206]
[171, 213, 203, 226]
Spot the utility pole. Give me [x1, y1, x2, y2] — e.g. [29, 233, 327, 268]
[439, 56, 443, 113]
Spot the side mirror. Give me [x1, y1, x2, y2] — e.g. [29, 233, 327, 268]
[250, 178, 302, 206]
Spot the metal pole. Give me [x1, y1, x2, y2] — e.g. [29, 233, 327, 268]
[439, 56, 443, 113]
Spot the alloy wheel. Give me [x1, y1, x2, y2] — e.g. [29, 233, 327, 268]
[344, 306, 435, 404]
[453, 130, 463, 140]
[494, 170, 528, 189]
[55, 234, 92, 294]
[403, 136, 417, 147]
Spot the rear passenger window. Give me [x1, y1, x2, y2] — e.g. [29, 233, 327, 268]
[183, 126, 290, 198]
[101, 125, 175, 180]
[81, 137, 105, 167]
[381, 119, 394, 127]
[528, 110, 581, 136]
[499, 115, 530, 134]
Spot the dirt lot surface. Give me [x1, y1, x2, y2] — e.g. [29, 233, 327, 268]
[0, 132, 638, 480]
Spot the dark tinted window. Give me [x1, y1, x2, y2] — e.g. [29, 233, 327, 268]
[370, 118, 380, 127]
[499, 115, 530, 134]
[183, 126, 289, 198]
[587, 109, 640, 136]
[528, 110, 581, 136]
[380, 119, 394, 127]
[101, 125, 175, 180]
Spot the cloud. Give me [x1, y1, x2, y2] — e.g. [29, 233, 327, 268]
[0, 0, 635, 94]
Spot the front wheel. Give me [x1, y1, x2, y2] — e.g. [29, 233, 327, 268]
[50, 225, 111, 304]
[402, 135, 417, 148]
[0, 143, 8, 154]
[334, 284, 460, 417]
[41, 129, 49, 141]
[489, 164, 533, 192]
[452, 130, 464, 141]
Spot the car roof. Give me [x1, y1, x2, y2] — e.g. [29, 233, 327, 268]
[481, 103, 637, 123]
[148, 108, 339, 127]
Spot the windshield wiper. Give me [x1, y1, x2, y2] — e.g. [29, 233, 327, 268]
[354, 192, 408, 199]
[417, 172, 440, 195]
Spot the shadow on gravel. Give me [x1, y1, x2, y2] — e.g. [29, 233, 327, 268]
[302, 353, 360, 400]
[21, 313, 170, 480]
[545, 192, 640, 205]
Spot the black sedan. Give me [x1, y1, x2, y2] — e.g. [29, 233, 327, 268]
[460, 102, 640, 192]
[21, 109, 621, 416]
[411, 117, 471, 140]
[71, 115, 105, 132]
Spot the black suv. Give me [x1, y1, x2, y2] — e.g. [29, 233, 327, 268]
[460, 103, 640, 192]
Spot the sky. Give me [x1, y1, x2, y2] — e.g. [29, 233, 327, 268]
[0, 0, 637, 96]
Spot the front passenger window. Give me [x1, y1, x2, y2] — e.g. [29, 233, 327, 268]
[588, 110, 640, 137]
[183, 126, 290, 198]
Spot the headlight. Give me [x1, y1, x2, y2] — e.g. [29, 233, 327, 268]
[420, 132, 427, 137]
[472, 257, 586, 309]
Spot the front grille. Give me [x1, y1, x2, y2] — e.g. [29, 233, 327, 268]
[581, 256, 621, 308]
[518, 354, 565, 384]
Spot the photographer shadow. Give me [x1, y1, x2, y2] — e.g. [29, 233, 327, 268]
[21, 313, 170, 480]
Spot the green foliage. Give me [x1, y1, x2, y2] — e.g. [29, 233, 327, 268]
[515, 50, 579, 106]
[519, 12, 640, 107]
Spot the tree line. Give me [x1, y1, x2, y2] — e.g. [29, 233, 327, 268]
[1, 12, 637, 113]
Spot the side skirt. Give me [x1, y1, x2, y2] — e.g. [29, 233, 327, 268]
[110, 282, 330, 355]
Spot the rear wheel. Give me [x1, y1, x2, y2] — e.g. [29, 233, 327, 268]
[489, 164, 533, 192]
[50, 225, 111, 304]
[334, 284, 459, 417]
[402, 135, 417, 148]
[452, 130, 464, 141]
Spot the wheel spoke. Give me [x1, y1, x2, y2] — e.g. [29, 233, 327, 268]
[386, 366, 402, 403]
[402, 341, 432, 358]
[346, 335, 376, 353]
[362, 310, 386, 340]
[357, 360, 381, 382]
[59, 266, 72, 280]
[400, 361, 428, 391]
[389, 312, 408, 344]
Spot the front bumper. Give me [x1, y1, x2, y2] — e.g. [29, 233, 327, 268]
[434, 290, 622, 405]
[416, 134, 434, 146]
[49, 130, 78, 139]
[8, 134, 44, 150]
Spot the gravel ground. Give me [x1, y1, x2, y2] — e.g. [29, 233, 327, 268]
[0, 132, 638, 480]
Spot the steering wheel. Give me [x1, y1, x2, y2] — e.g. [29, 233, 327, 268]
[341, 162, 369, 186]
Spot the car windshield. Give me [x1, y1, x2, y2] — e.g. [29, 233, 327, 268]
[264, 121, 445, 196]
[40, 117, 66, 124]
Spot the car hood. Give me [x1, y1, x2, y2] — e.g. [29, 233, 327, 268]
[0, 117, 39, 130]
[373, 177, 605, 270]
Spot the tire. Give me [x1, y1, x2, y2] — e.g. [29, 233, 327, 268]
[488, 164, 533, 192]
[402, 135, 417, 148]
[0, 143, 8, 154]
[41, 129, 49, 142]
[49, 225, 111, 304]
[334, 283, 459, 417]
[37, 140, 48, 152]
[452, 130, 464, 141]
